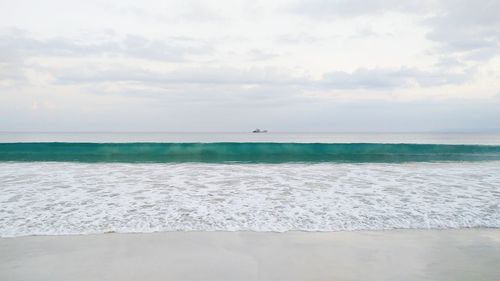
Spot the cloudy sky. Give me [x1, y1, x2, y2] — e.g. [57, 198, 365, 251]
[1, 0, 499, 132]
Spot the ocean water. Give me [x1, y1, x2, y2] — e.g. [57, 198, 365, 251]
[2, 132, 500, 144]
[2, 142, 500, 163]
[0, 133, 499, 237]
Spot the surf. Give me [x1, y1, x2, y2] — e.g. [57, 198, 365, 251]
[1, 142, 500, 163]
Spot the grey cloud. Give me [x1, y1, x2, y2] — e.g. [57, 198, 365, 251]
[248, 49, 280, 61]
[0, 62, 25, 83]
[105, 1, 228, 24]
[119, 35, 210, 61]
[291, 0, 500, 61]
[55, 66, 305, 86]
[114, 84, 307, 108]
[0, 29, 211, 62]
[320, 67, 468, 89]
[277, 33, 321, 44]
[54, 64, 467, 91]
[0, 29, 212, 84]
[68, 69, 309, 110]
[291, 0, 433, 19]
[424, 0, 500, 61]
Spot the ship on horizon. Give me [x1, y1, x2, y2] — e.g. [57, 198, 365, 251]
[252, 128, 268, 133]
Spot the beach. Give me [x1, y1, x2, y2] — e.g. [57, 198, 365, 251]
[1, 133, 500, 280]
[3, 0, 500, 277]
[1, 229, 499, 281]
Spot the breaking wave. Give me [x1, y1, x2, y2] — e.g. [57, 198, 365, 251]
[1, 142, 500, 163]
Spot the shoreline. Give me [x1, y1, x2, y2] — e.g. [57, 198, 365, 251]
[1, 226, 499, 239]
[2, 229, 499, 281]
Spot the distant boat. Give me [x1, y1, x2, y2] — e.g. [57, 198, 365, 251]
[252, 129, 268, 133]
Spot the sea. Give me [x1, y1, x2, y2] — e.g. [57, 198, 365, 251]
[1, 132, 500, 237]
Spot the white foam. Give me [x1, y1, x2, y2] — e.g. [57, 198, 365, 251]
[1, 162, 499, 237]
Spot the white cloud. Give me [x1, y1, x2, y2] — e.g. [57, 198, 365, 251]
[0, 0, 499, 131]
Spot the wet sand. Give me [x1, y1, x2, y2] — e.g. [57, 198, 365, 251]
[1, 229, 499, 281]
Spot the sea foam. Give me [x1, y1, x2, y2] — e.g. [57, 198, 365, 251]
[1, 162, 499, 237]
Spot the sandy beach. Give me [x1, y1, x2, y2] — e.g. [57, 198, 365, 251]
[1, 229, 499, 281]
[3, 0, 500, 278]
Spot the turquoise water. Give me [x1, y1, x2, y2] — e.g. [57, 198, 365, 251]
[1, 142, 500, 163]
[1, 133, 499, 236]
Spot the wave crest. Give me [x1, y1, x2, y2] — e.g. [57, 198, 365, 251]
[1, 142, 500, 163]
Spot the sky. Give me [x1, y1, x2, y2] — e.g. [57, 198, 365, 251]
[1, 0, 500, 132]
